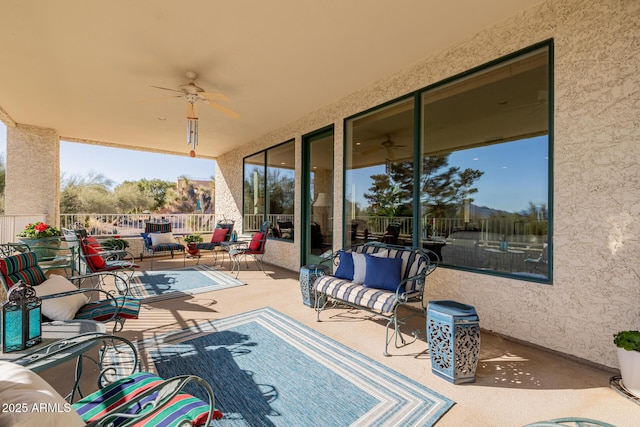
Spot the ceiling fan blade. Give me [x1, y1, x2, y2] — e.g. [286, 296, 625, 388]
[201, 92, 230, 102]
[150, 85, 184, 93]
[138, 95, 182, 103]
[205, 101, 240, 119]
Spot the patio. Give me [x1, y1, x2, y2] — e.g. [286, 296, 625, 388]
[35, 255, 637, 426]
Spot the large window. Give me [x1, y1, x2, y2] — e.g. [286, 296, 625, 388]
[345, 42, 552, 282]
[243, 140, 295, 240]
[345, 99, 415, 247]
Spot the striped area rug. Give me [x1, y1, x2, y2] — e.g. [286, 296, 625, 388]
[107, 307, 454, 426]
[129, 265, 245, 302]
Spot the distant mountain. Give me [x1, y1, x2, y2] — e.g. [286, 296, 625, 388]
[468, 204, 512, 218]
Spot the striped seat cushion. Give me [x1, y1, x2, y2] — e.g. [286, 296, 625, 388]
[72, 371, 221, 426]
[313, 275, 419, 315]
[194, 242, 221, 251]
[0, 252, 47, 288]
[75, 296, 141, 321]
[150, 243, 185, 253]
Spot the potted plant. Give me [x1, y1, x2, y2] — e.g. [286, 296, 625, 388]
[614, 330, 640, 397]
[17, 222, 63, 259]
[183, 234, 203, 256]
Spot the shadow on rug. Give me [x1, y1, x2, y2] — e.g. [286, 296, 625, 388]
[129, 265, 245, 302]
[109, 307, 454, 426]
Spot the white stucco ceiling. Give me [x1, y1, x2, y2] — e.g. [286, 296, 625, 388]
[0, 0, 543, 159]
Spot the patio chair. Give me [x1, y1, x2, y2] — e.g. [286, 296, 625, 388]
[141, 221, 186, 269]
[0, 252, 140, 332]
[229, 221, 271, 278]
[0, 241, 76, 277]
[2, 335, 221, 426]
[194, 219, 235, 265]
[62, 229, 138, 284]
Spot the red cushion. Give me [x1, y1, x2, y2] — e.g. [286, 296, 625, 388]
[248, 232, 264, 251]
[82, 243, 106, 270]
[210, 227, 228, 243]
[85, 236, 103, 252]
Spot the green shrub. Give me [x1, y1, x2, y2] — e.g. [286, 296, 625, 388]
[614, 331, 640, 352]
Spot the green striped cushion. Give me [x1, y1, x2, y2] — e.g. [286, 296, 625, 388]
[145, 222, 172, 233]
[0, 252, 47, 288]
[72, 371, 218, 426]
[74, 296, 140, 321]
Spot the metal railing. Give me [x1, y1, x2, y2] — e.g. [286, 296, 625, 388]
[244, 214, 295, 231]
[59, 213, 222, 236]
[1, 212, 548, 245]
[0, 214, 47, 244]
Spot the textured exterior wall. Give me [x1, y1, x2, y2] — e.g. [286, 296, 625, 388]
[5, 124, 60, 226]
[216, 0, 640, 366]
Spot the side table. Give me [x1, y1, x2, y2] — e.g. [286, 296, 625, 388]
[427, 300, 480, 384]
[1, 320, 109, 401]
[0, 319, 106, 368]
[299, 264, 330, 307]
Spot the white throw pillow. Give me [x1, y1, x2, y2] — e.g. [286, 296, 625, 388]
[149, 232, 177, 246]
[0, 361, 85, 427]
[35, 274, 88, 321]
[352, 250, 388, 284]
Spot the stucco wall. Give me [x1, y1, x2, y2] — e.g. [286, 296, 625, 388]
[216, 0, 640, 367]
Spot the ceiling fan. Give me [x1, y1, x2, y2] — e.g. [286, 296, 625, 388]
[148, 71, 239, 156]
[361, 135, 409, 161]
[149, 71, 240, 120]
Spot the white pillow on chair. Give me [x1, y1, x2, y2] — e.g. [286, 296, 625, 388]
[0, 361, 85, 426]
[149, 232, 177, 246]
[35, 274, 88, 321]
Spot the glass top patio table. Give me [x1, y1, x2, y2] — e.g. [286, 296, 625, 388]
[0, 319, 106, 371]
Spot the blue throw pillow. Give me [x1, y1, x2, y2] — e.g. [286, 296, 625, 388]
[333, 250, 354, 280]
[363, 254, 402, 291]
[140, 232, 152, 246]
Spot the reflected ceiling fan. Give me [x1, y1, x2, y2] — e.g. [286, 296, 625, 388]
[498, 90, 548, 115]
[361, 135, 409, 161]
[147, 71, 239, 155]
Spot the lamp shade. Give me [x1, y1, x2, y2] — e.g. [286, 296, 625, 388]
[313, 192, 330, 207]
[2, 280, 42, 353]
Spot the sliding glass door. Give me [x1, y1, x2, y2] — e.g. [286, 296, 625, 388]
[302, 127, 334, 265]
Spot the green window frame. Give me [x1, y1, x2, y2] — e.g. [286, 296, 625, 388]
[242, 139, 295, 241]
[344, 40, 553, 283]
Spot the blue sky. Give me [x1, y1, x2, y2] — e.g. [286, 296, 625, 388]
[347, 136, 548, 213]
[0, 122, 216, 187]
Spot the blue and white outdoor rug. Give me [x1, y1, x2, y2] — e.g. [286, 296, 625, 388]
[109, 307, 454, 426]
[129, 265, 245, 302]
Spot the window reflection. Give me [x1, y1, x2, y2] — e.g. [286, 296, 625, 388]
[243, 140, 295, 240]
[421, 47, 550, 280]
[345, 99, 414, 247]
[344, 44, 551, 281]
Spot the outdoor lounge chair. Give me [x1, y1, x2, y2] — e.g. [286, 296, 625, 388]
[229, 221, 271, 278]
[0, 241, 76, 277]
[62, 229, 138, 286]
[141, 221, 186, 269]
[0, 252, 140, 332]
[194, 219, 235, 265]
[1, 333, 221, 426]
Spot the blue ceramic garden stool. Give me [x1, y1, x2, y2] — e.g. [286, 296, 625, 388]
[427, 300, 480, 384]
[299, 264, 329, 307]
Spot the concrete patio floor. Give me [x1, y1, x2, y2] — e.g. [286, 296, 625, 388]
[40, 255, 638, 426]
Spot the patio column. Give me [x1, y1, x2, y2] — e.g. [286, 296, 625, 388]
[5, 124, 60, 226]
